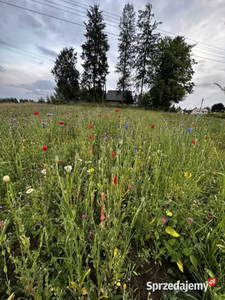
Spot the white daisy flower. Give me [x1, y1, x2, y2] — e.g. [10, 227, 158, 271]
[77, 159, 83, 162]
[26, 188, 33, 194]
[41, 169, 47, 175]
[64, 165, 72, 172]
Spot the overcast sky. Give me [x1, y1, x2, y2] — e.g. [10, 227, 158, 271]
[0, 0, 225, 108]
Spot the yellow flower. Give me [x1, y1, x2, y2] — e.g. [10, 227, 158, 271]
[157, 150, 161, 153]
[166, 210, 172, 216]
[139, 146, 143, 149]
[189, 173, 192, 178]
[44, 163, 47, 167]
[3, 175, 10, 183]
[184, 172, 188, 177]
[123, 284, 126, 290]
[213, 172, 216, 176]
[204, 140, 207, 142]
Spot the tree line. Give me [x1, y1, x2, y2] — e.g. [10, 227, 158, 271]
[50, 3, 197, 109]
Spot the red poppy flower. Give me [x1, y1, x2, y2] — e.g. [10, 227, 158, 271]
[114, 176, 117, 185]
[115, 109, 118, 112]
[34, 111, 39, 115]
[112, 152, 115, 157]
[99, 114, 101, 117]
[89, 135, 92, 139]
[118, 119, 120, 122]
[42, 145, 48, 151]
[59, 121, 65, 125]
[151, 125, 155, 129]
[118, 115, 120, 118]
[105, 115, 106, 117]
[66, 112, 70, 115]
[194, 124, 197, 127]
[191, 140, 196, 144]
[89, 125, 93, 129]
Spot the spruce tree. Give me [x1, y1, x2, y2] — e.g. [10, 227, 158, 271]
[81, 5, 110, 102]
[115, 3, 136, 104]
[51, 47, 80, 103]
[134, 3, 161, 101]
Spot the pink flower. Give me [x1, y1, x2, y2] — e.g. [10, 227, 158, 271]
[88, 231, 92, 238]
[189, 218, 194, 223]
[207, 215, 212, 219]
[88, 147, 92, 150]
[162, 217, 167, 224]
[0, 206, 2, 209]
[0, 221, 4, 228]
[82, 215, 85, 220]
[101, 213, 106, 220]
[6, 239, 9, 243]
[129, 186, 133, 189]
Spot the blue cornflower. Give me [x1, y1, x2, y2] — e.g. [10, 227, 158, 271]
[134, 146, 138, 150]
[219, 123, 223, 126]
[187, 128, 193, 133]
[125, 125, 129, 129]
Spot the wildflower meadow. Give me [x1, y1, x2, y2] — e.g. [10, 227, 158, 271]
[0, 103, 225, 300]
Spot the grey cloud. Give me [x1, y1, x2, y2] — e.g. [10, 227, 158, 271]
[8, 80, 55, 91]
[37, 46, 58, 57]
[18, 11, 43, 30]
[0, 66, 5, 72]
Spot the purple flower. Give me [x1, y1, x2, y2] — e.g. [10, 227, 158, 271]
[88, 231, 92, 238]
[129, 185, 133, 189]
[187, 128, 193, 133]
[164, 126, 167, 129]
[125, 125, 129, 129]
[189, 218, 194, 223]
[0, 206, 2, 209]
[88, 147, 92, 150]
[134, 146, 138, 149]
[162, 217, 167, 224]
[102, 135, 108, 139]
[82, 215, 85, 220]
[219, 123, 223, 126]
[58, 160, 62, 163]
[6, 239, 9, 243]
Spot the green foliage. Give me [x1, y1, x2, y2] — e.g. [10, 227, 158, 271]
[51, 47, 80, 103]
[81, 5, 110, 103]
[149, 36, 197, 108]
[134, 3, 161, 99]
[0, 98, 18, 103]
[115, 3, 136, 104]
[211, 103, 224, 112]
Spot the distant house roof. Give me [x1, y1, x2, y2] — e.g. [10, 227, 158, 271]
[106, 90, 123, 102]
[190, 107, 208, 114]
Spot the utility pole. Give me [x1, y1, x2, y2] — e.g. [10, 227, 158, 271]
[200, 98, 204, 111]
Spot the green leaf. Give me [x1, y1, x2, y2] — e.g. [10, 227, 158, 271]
[205, 268, 215, 278]
[165, 227, 180, 237]
[4, 265, 7, 273]
[190, 255, 198, 269]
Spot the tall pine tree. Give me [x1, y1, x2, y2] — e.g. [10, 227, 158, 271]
[51, 47, 80, 103]
[81, 5, 110, 102]
[134, 3, 161, 101]
[115, 3, 136, 104]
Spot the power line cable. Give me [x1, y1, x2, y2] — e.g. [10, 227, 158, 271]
[0, 40, 54, 63]
[30, 0, 119, 28]
[0, 44, 53, 63]
[157, 28, 225, 52]
[60, 0, 120, 19]
[1, 1, 225, 64]
[0, 1, 119, 36]
[192, 55, 225, 64]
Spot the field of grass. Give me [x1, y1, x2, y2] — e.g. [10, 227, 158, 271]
[0, 103, 225, 300]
